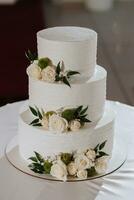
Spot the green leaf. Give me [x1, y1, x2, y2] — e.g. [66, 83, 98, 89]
[55, 75, 62, 82]
[35, 106, 43, 120]
[61, 153, 73, 165]
[99, 140, 107, 150]
[67, 70, 80, 78]
[94, 144, 99, 153]
[80, 106, 88, 115]
[61, 109, 76, 122]
[97, 151, 109, 158]
[32, 123, 42, 127]
[30, 118, 39, 125]
[44, 161, 53, 174]
[87, 167, 96, 177]
[63, 76, 71, 87]
[29, 106, 38, 116]
[75, 106, 83, 115]
[28, 156, 38, 162]
[30, 163, 44, 174]
[79, 114, 88, 118]
[25, 50, 38, 63]
[38, 57, 52, 70]
[56, 62, 61, 75]
[34, 152, 44, 163]
[80, 118, 91, 123]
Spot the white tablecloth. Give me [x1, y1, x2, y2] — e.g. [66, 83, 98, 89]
[0, 100, 134, 200]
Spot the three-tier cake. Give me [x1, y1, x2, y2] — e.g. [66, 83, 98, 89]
[18, 27, 115, 181]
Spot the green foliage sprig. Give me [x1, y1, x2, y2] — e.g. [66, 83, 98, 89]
[28, 140, 108, 178]
[55, 61, 80, 87]
[25, 50, 38, 63]
[62, 105, 91, 125]
[94, 140, 109, 158]
[29, 105, 91, 128]
[26, 50, 80, 87]
[29, 106, 43, 126]
[28, 152, 52, 174]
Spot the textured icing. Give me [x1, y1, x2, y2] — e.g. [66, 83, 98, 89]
[27, 65, 107, 122]
[18, 104, 115, 161]
[37, 27, 97, 77]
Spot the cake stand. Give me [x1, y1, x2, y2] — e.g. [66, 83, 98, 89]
[5, 134, 127, 182]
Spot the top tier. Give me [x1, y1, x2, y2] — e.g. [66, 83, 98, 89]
[37, 26, 97, 78]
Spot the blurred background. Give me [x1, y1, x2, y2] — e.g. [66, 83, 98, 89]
[0, 0, 133, 106]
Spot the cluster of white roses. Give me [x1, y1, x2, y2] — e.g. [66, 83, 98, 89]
[28, 61, 57, 83]
[41, 113, 81, 133]
[50, 149, 109, 181]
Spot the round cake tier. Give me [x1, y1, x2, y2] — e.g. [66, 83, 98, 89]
[27, 65, 107, 122]
[18, 104, 115, 161]
[37, 27, 97, 77]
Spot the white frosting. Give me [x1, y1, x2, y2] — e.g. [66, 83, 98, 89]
[37, 27, 97, 77]
[18, 104, 115, 161]
[27, 65, 107, 122]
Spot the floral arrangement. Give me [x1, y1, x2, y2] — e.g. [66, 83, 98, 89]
[28, 141, 109, 181]
[26, 50, 80, 87]
[29, 105, 91, 133]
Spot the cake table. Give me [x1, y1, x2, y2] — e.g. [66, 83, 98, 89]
[0, 100, 133, 200]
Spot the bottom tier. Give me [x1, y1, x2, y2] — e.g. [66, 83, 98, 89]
[18, 103, 115, 161]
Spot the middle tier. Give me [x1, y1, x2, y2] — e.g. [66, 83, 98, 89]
[28, 65, 107, 122]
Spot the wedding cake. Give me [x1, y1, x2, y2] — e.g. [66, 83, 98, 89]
[18, 27, 115, 181]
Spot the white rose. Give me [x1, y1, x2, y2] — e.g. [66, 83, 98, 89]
[75, 154, 90, 170]
[67, 162, 78, 176]
[70, 120, 81, 132]
[86, 149, 96, 161]
[41, 66, 56, 83]
[41, 115, 49, 130]
[95, 156, 109, 174]
[50, 160, 67, 181]
[49, 114, 68, 133]
[77, 170, 87, 179]
[27, 63, 42, 79]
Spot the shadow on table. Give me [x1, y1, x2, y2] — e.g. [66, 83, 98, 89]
[0, 153, 103, 200]
[36, 178, 103, 200]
